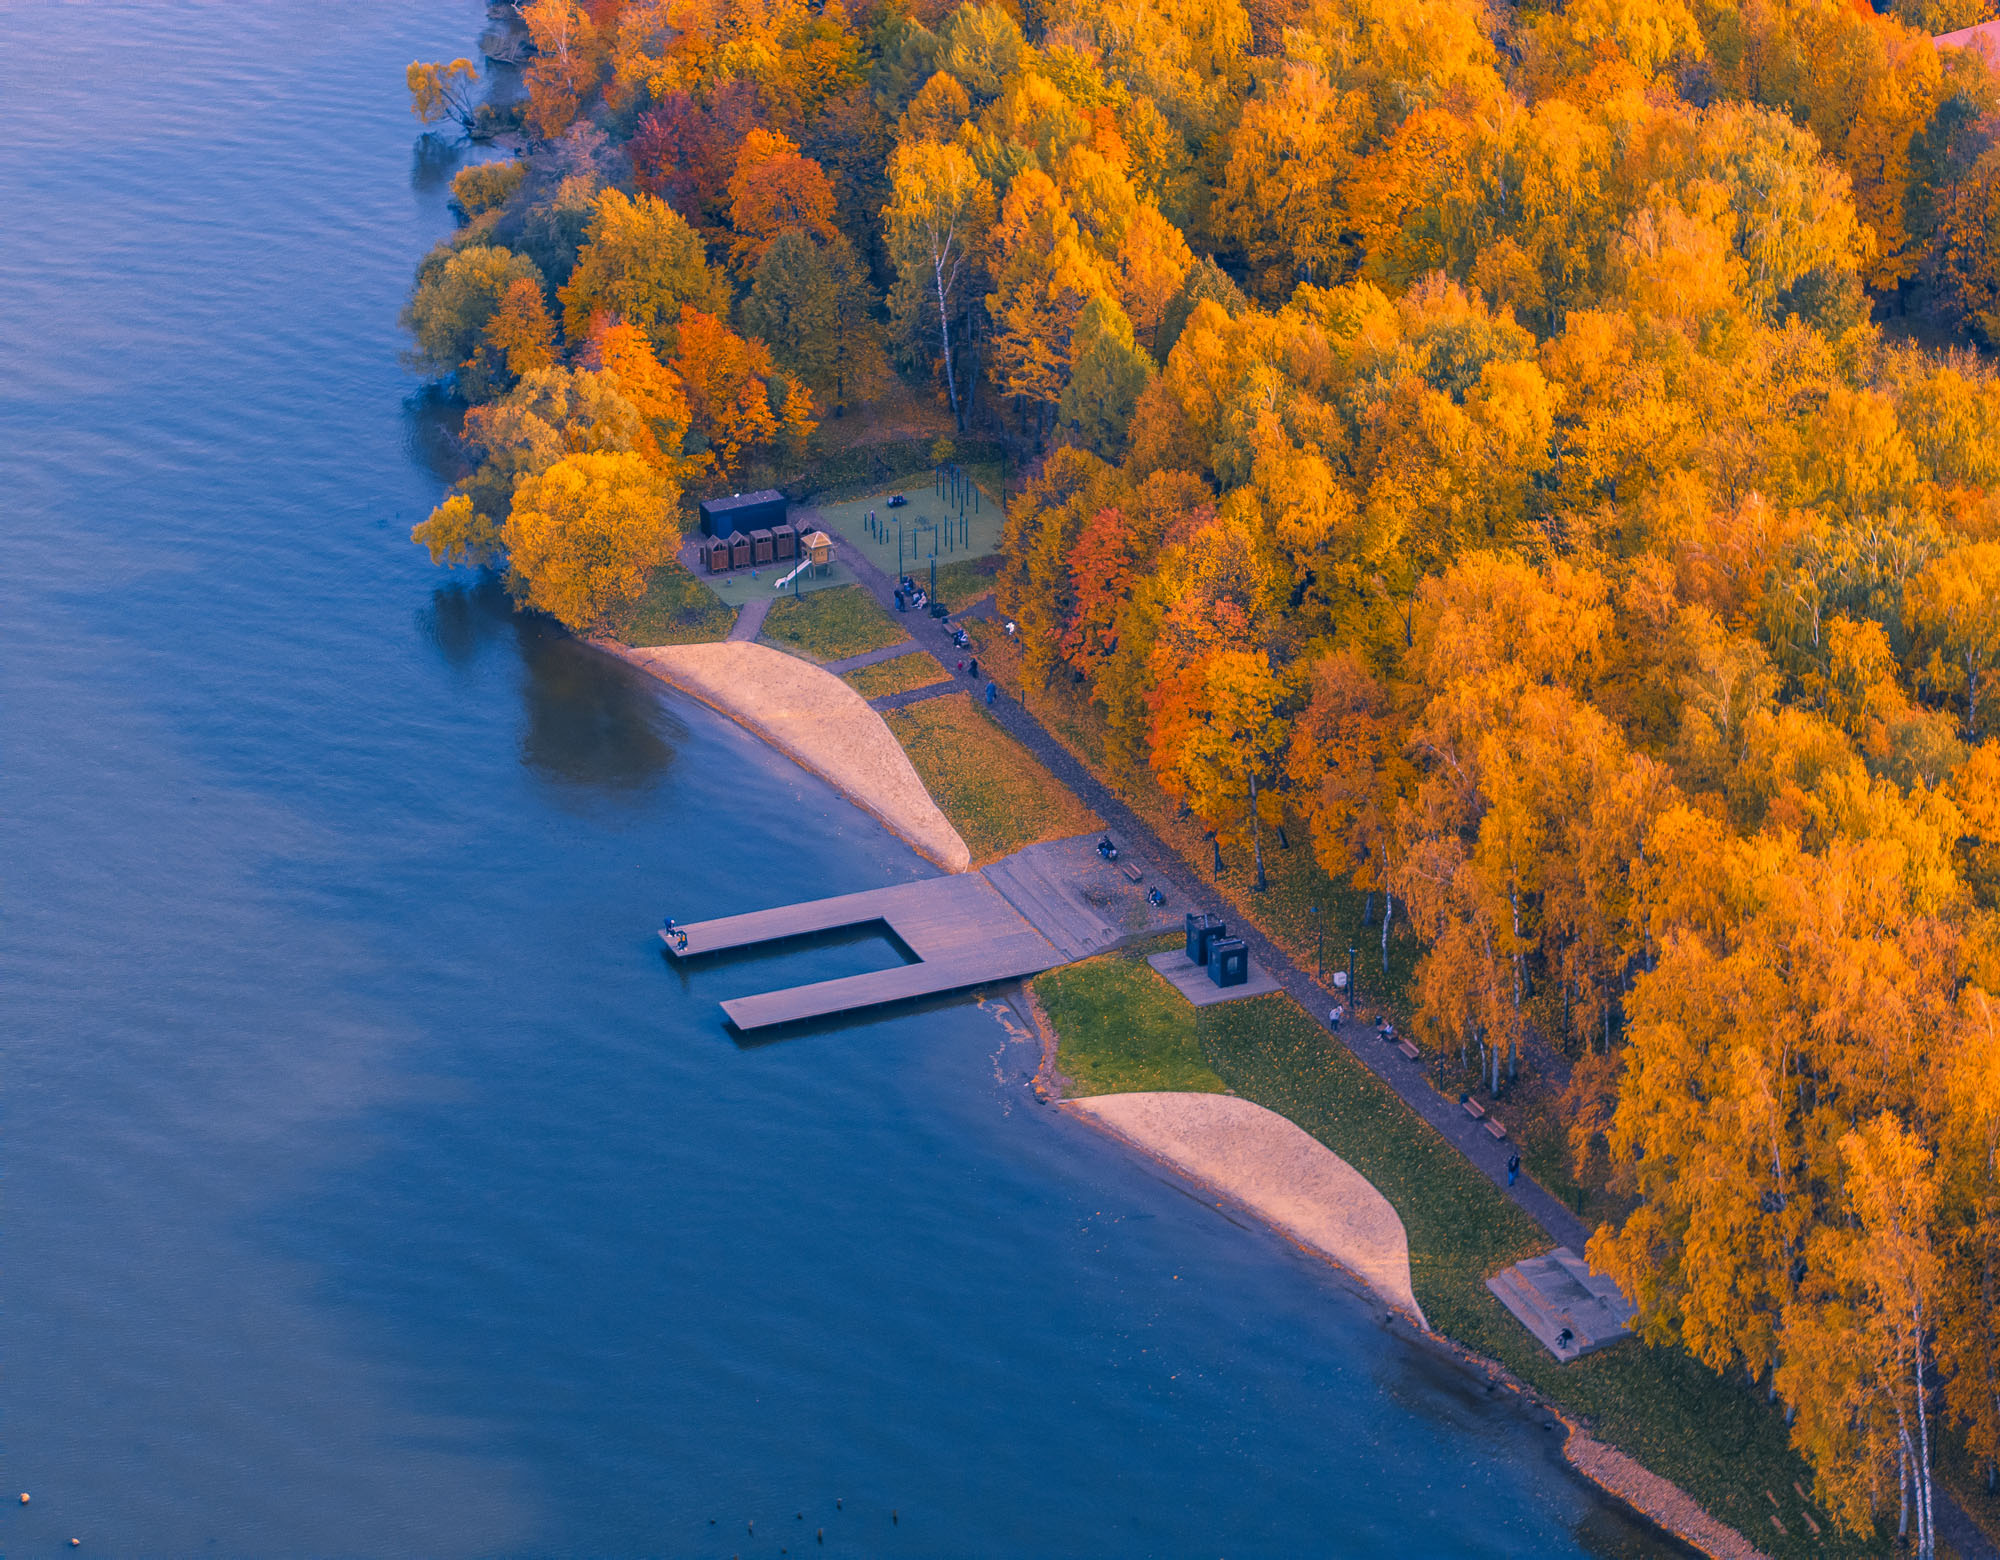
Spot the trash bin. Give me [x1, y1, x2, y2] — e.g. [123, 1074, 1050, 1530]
[1185, 913, 1226, 967]
[1207, 937, 1249, 988]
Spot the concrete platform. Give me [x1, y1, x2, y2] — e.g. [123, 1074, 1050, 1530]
[664, 873, 1061, 1031]
[665, 834, 1182, 1032]
[1145, 949, 1282, 1006]
[1487, 1247, 1637, 1361]
[985, 835, 1180, 960]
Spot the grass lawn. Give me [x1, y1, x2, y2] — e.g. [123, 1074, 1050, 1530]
[615, 561, 737, 646]
[842, 650, 950, 699]
[1032, 951, 1876, 1558]
[933, 552, 1000, 609]
[1034, 953, 1226, 1095]
[884, 692, 1102, 864]
[761, 583, 907, 662]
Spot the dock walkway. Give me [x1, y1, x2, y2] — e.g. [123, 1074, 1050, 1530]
[666, 873, 1063, 1031]
[663, 833, 1179, 1033]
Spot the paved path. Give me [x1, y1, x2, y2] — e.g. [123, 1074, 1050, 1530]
[823, 639, 917, 675]
[810, 510, 2000, 1560]
[810, 510, 1587, 1247]
[868, 679, 974, 714]
[726, 595, 770, 642]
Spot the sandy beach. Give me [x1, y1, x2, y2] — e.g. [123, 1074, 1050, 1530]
[1063, 1091, 1426, 1325]
[606, 639, 972, 874]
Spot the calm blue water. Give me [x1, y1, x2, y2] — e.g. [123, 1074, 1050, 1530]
[0, 5, 1686, 1555]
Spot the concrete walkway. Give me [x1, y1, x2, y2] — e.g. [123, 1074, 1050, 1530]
[867, 679, 969, 714]
[727, 595, 770, 642]
[801, 508, 1589, 1249]
[822, 639, 917, 675]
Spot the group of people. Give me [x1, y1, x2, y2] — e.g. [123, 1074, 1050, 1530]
[895, 577, 930, 613]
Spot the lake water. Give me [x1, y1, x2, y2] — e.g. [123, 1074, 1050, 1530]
[0, 4, 1687, 1555]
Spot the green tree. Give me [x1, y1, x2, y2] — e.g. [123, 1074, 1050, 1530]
[884, 140, 995, 431]
[741, 230, 874, 408]
[401, 244, 545, 399]
[1059, 295, 1153, 457]
[558, 188, 730, 339]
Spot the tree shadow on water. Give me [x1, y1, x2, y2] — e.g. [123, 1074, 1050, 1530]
[512, 611, 679, 799]
[402, 383, 468, 487]
[410, 130, 465, 196]
[419, 575, 513, 671]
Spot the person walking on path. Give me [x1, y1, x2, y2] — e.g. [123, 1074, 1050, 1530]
[984, 680, 997, 706]
[1507, 1152, 1520, 1187]
[1328, 1004, 1344, 1031]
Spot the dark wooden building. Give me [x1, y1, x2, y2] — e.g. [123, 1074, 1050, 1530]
[699, 489, 787, 538]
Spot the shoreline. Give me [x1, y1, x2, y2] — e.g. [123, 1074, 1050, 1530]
[1060, 1090, 1428, 1325]
[596, 636, 971, 873]
[605, 616, 1772, 1560]
[1031, 980, 1769, 1560]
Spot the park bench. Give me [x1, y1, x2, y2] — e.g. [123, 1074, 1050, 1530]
[1120, 861, 1143, 883]
[1485, 1119, 1508, 1141]
[1397, 1038, 1420, 1061]
[1462, 1097, 1487, 1120]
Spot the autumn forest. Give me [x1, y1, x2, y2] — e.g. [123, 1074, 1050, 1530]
[403, 0, 2000, 1546]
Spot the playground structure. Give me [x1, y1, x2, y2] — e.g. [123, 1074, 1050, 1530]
[773, 530, 834, 593]
[699, 489, 787, 538]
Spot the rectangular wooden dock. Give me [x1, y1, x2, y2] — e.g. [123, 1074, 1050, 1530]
[662, 874, 1065, 1031]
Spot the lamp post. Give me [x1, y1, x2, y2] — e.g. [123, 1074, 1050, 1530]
[1347, 945, 1357, 1007]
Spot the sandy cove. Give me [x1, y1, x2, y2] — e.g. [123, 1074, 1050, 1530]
[603, 639, 971, 874]
[616, 636, 1772, 1560]
[1063, 1090, 1427, 1325]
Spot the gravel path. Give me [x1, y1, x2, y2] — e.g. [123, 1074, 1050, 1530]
[726, 595, 770, 642]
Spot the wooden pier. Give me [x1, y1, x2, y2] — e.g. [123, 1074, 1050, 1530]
[663, 874, 1064, 1031]
[663, 834, 1183, 1032]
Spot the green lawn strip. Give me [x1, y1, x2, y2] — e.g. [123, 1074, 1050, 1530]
[933, 553, 1000, 608]
[760, 583, 906, 661]
[1189, 989, 1872, 1559]
[1033, 954, 1226, 1095]
[884, 692, 1101, 864]
[616, 561, 737, 646]
[841, 650, 950, 699]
